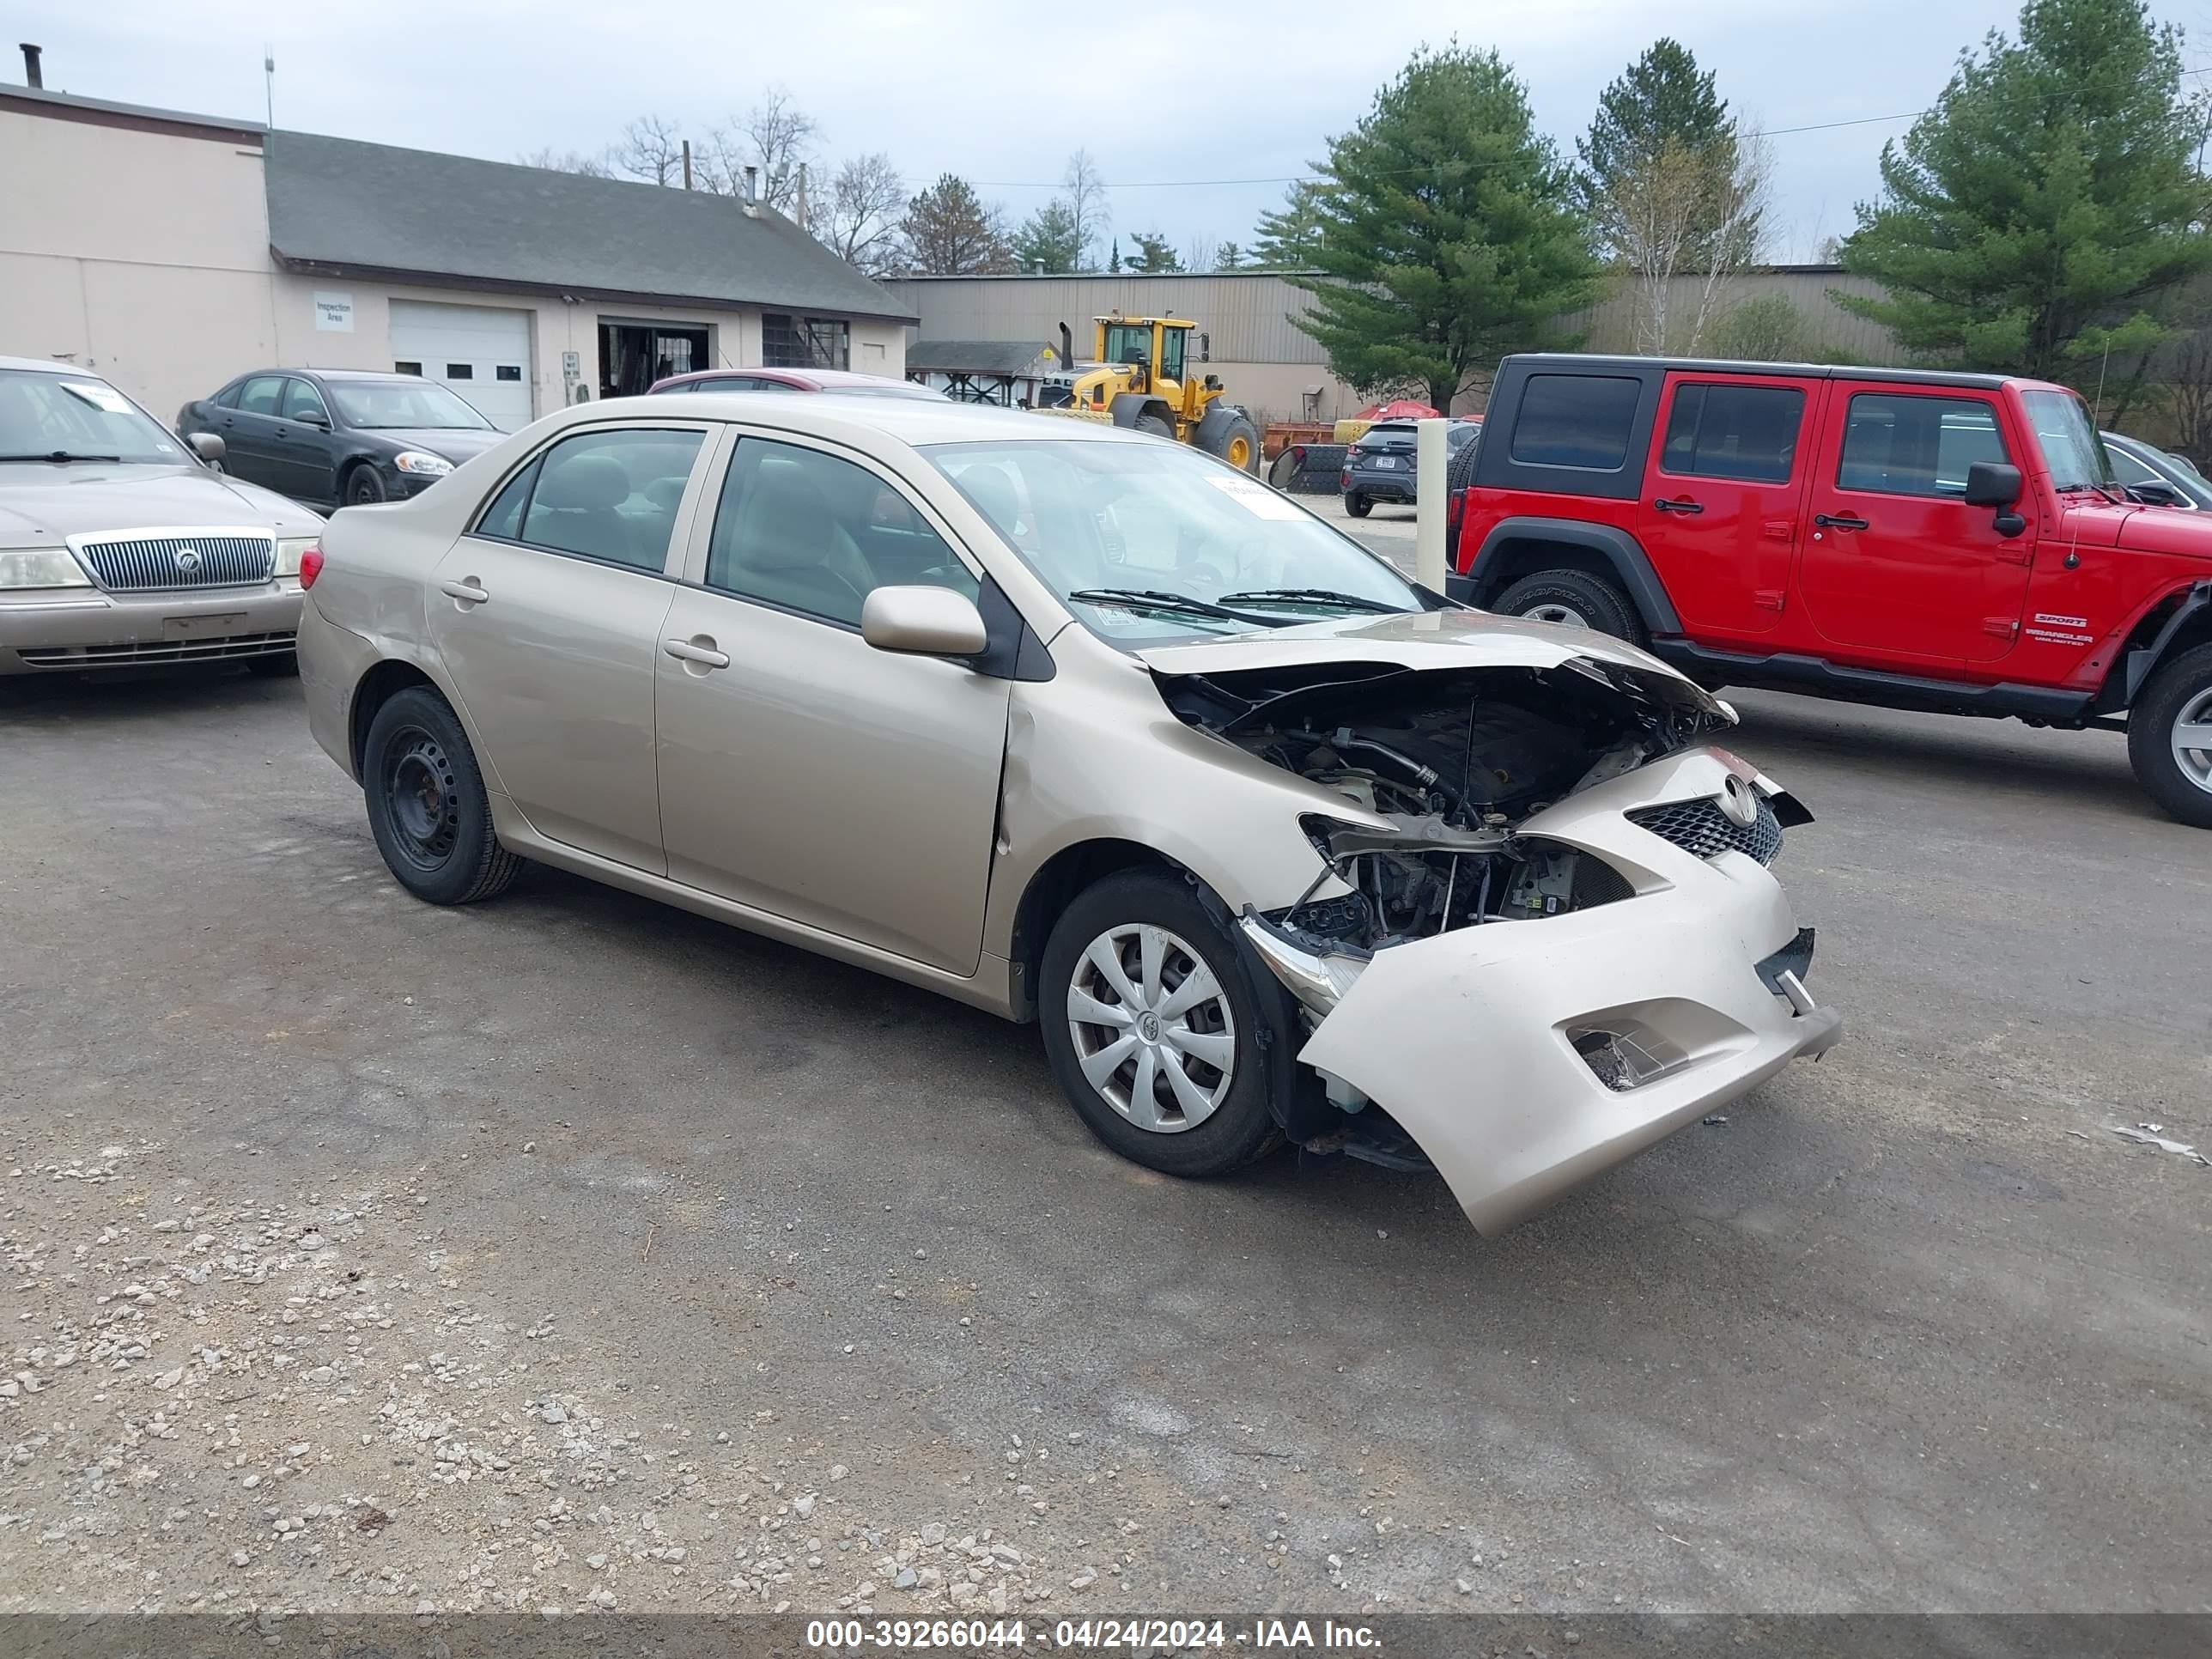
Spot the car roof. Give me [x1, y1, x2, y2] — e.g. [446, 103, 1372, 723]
[0, 354, 102, 376]
[560, 393, 1152, 450]
[1502, 352, 2051, 393]
[654, 366, 922, 392]
[224, 368, 422, 384]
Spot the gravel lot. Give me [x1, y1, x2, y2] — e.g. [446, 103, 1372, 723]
[1, 666, 2205, 1620]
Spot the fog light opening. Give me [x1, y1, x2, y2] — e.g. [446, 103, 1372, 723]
[1567, 1022, 1691, 1092]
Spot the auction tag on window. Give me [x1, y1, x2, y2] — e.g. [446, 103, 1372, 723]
[1203, 472, 1308, 520]
[60, 380, 133, 415]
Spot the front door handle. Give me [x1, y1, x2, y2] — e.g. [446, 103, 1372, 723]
[1652, 497, 1705, 514]
[1814, 513, 1869, 531]
[439, 579, 489, 606]
[664, 636, 730, 669]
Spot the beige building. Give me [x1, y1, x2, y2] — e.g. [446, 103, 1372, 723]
[1, 80, 914, 432]
[888, 269, 1901, 424]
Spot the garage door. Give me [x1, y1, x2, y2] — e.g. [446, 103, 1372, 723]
[388, 301, 533, 431]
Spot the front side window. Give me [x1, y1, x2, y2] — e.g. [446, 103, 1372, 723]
[281, 379, 330, 424]
[1102, 324, 1152, 368]
[1837, 393, 2009, 498]
[1659, 383, 1805, 483]
[2020, 389, 2112, 492]
[926, 437, 1424, 645]
[0, 368, 187, 465]
[705, 438, 974, 628]
[1511, 374, 1641, 471]
[1158, 329, 1187, 381]
[478, 428, 703, 572]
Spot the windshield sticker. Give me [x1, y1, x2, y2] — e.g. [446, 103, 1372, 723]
[59, 380, 133, 416]
[1202, 473, 1308, 521]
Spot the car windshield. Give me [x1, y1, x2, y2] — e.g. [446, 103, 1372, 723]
[325, 379, 493, 430]
[2021, 389, 2112, 492]
[0, 368, 189, 465]
[923, 437, 1425, 641]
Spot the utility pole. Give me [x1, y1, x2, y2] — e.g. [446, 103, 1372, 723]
[263, 46, 274, 129]
[795, 162, 808, 233]
[681, 139, 692, 191]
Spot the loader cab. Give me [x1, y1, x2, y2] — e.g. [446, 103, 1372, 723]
[1097, 317, 1194, 398]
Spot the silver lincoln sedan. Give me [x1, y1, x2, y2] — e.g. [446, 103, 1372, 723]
[297, 395, 1842, 1233]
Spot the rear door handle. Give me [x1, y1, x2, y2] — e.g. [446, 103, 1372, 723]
[439, 579, 489, 605]
[1652, 497, 1704, 514]
[664, 636, 730, 669]
[1814, 513, 1869, 531]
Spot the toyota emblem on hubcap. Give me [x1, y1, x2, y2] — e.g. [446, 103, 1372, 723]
[1137, 1012, 1162, 1042]
[173, 546, 203, 574]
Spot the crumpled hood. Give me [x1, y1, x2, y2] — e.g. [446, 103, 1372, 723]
[0, 464, 321, 550]
[369, 428, 505, 463]
[1134, 605, 1690, 681]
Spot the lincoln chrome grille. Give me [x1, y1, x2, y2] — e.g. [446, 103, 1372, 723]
[76, 533, 274, 592]
[1625, 794, 1784, 866]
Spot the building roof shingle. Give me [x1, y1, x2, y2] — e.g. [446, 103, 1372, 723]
[264, 131, 915, 322]
[906, 339, 1058, 374]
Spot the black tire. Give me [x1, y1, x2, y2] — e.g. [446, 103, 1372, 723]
[245, 651, 299, 678]
[1345, 491, 1371, 518]
[1037, 870, 1285, 1180]
[345, 465, 388, 507]
[1493, 568, 1645, 645]
[2126, 641, 2212, 829]
[1200, 411, 1261, 472]
[1133, 413, 1174, 440]
[362, 686, 523, 904]
[1446, 432, 1480, 493]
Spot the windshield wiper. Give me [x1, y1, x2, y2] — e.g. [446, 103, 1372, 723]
[0, 451, 123, 464]
[1215, 587, 1403, 614]
[1066, 587, 1268, 623]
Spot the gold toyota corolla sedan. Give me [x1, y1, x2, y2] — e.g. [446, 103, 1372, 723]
[298, 395, 1842, 1232]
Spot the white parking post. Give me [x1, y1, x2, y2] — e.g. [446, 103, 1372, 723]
[1415, 416, 1449, 592]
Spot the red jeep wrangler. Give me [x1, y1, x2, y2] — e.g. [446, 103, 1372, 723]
[1450, 354, 2212, 827]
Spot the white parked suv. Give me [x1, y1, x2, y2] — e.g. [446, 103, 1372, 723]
[0, 356, 322, 675]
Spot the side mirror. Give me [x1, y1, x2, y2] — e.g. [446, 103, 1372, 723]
[300, 411, 331, 429]
[1962, 461, 2022, 508]
[860, 586, 988, 659]
[185, 431, 226, 464]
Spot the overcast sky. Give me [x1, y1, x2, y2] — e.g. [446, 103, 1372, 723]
[14, 1, 2175, 264]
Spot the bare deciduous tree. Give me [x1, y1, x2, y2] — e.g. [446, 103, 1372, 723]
[819, 153, 908, 276]
[1601, 125, 1770, 355]
[1684, 126, 1773, 353]
[519, 146, 613, 178]
[2161, 325, 2212, 466]
[1183, 234, 1220, 273]
[1063, 149, 1109, 270]
[605, 116, 688, 187]
[700, 87, 819, 212]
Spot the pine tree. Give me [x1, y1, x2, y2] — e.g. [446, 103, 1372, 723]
[899, 174, 1014, 275]
[1130, 231, 1182, 273]
[1011, 201, 1083, 274]
[1291, 46, 1602, 409]
[1838, 0, 2212, 379]
[1249, 179, 1330, 268]
[1574, 38, 1732, 237]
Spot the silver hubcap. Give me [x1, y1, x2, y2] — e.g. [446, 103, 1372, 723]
[1525, 601, 1589, 628]
[1066, 923, 1237, 1134]
[2172, 688, 2212, 796]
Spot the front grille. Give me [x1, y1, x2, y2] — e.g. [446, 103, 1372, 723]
[76, 533, 274, 592]
[1626, 794, 1784, 866]
[16, 631, 293, 667]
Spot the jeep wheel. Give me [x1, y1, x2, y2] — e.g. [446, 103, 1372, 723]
[2127, 641, 2212, 829]
[1493, 569, 1644, 646]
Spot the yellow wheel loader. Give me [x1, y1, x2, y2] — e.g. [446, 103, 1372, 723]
[1048, 314, 1261, 471]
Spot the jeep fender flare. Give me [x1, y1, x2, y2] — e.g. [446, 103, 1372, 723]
[2099, 577, 2212, 714]
[1109, 392, 1173, 430]
[1464, 517, 1683, 635]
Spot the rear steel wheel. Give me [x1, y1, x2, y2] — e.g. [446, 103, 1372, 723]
[380, 726, 463, 872]
[1066, 923, 1237, 1134]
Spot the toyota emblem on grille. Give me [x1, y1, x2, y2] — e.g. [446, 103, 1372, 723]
[173, 546, 203, 574]
[1718, 774, 1759, 828]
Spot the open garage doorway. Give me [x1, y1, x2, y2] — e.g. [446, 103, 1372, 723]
[599, 320, 712, 398]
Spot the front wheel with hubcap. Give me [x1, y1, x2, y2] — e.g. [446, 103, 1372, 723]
[1038, 871, 1283, 1178]
[2128, 641, 2212, 828]
[362, 685, 523, 902]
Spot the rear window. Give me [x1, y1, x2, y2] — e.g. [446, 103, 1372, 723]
[1510, 375, 1640, 471]
[1660, 383, 1806, 483]
[1363, 424, 1417, 448]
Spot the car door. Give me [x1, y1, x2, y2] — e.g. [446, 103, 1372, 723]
[222, 374, 289, 489]
[1796, 385, 2037, 666]
[1635, 374, 1811, 639]
[277, 377, 340, 506]
[654, 431, 1012, 974]
[424, 421, 716, 873]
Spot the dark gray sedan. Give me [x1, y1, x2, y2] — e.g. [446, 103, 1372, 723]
[179, 369, 506, 511]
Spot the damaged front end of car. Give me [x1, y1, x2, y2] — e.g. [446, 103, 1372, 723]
[1151, 647, 1841, 1231]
